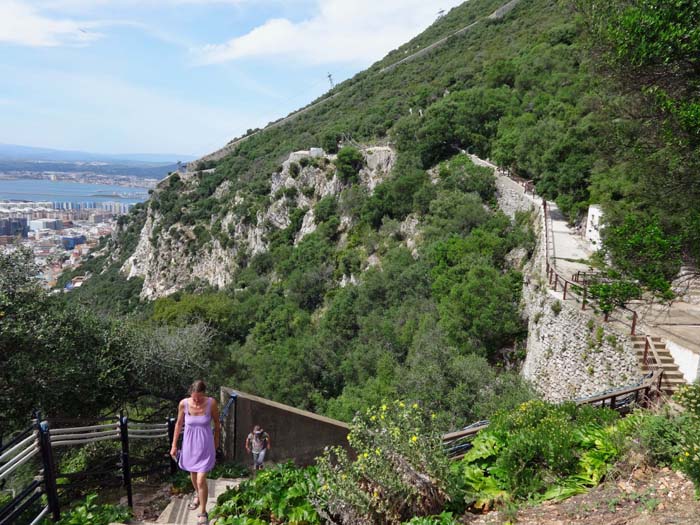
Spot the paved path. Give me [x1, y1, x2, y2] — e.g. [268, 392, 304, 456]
[546, 200, 594, 280]
[155, 478, 243, 525]
[471, 153, 700, 359]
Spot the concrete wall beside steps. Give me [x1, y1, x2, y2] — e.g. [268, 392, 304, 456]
[219, 388, 350, 467]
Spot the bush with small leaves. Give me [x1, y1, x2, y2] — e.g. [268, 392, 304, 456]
[335, 147, 365, 184]
[56, 494, 131, 525]
[314, 401, 449, 525]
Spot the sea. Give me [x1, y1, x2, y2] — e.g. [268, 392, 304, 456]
[0, 179, 149, 204]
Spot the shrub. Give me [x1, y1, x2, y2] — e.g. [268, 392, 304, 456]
[550, 300, 562, 315]
[56, 494, 131, 525]
[314, 401, 449, 525]
[335, 147, 365, 184]
[622, 411, 682, 468]
[314, 196, 338, 224]
[673, 385, 700, 495]
[588, 279, 641, 314]
[299, 156, 311, 168]
[602, 214, 681, 295]
[289, 162, 301, 178]
[213, 462, 319, 524]
[453, 401, 622, 507]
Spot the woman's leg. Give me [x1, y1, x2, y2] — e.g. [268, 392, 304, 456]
[196, 472, 208, 514]
[188, 471, 200, 508]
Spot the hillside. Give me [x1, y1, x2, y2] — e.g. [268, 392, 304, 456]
[58, 0, 699, 422]
[82, 0, 592, 297]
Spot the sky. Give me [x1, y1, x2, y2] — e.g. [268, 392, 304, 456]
[0, 0, 463, 158]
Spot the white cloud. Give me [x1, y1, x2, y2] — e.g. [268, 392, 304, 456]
[0, 0, 102, 47]
[0, 66, 262, 155]
[195, 0, 464, 65]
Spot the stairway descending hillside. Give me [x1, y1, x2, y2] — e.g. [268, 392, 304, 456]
[116, 478, 242, 525]
[633, 335, 685, 396]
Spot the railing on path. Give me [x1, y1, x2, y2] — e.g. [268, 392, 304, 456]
[442, 369, 664, 459]
[0, 413, 176, 524]
[541, 199, 639, 335]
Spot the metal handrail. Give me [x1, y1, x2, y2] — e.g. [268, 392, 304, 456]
[541, 199, 639, 335]
[0, 446, 40, 480]
[49, 428, 119, 441]
[50, 423, 117, 435]
[642, 335, 663, 371]
[442, 371, 663, 458]
[0, 426, 34, 455]
[0, 433, 37, 463]
[51, 432, 120, 447]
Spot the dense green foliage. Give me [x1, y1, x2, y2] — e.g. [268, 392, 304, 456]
[315, 401, 449, 524]
[576, 0, 700, 288]
[213, 463, 319, 525]
[0, 249, 211, 431]
[142, 155, 533, 429]
[452, 401, 623, 508]
[334, 147, 364, 184]
[52, 494, 131, 525]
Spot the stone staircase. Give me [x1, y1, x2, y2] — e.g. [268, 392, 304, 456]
[632, 335, 686, 396]
[113, 478, 242, 525]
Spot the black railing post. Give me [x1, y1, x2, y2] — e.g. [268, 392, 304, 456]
[38, 420, 60, 522]
[167, 417, 177, 475]
[118, 415, 133, 508]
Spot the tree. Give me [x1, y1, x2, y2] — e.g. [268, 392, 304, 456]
[335, 147, 365, 184]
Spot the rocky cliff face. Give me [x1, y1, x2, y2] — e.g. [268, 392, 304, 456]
[121, 146, 395, 299]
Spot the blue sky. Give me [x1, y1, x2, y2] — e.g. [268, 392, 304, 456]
[0, 0, 463, 157]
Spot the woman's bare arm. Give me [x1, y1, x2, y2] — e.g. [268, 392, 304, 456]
[170, 399, 185, 458]
[211, 398, 221, 450]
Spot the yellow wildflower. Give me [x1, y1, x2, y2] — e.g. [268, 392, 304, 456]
[411, 435, 418, 443]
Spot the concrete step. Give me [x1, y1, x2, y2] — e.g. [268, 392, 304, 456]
[156, 478, 243, 525]
[635, 352, 672, 360]
[641, 372, 684, 382]
[633, 343, 666, 350]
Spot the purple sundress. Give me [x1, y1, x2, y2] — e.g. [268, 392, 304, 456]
[178, 397, 216, 473]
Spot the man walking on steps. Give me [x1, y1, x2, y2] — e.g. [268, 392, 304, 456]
[245, 425, 270, 472]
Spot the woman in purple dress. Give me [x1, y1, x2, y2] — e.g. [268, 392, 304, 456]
[170, 380, 220, 525]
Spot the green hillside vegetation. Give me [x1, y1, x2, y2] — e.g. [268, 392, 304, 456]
[43, 0, 699, 428]
[151, 155, 535, 428]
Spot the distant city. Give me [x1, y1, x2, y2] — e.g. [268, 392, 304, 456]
[0, 142, 188, 290]
[0, 200, 141, 290]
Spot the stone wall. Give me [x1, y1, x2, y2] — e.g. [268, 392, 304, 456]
[521, 282, 640, 401]
[495, 174, 537, 219]
[220, 388, 350, 467]
[517, 205, 641, 401]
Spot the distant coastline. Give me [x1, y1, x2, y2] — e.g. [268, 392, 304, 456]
[0, 178, 150, 204]
[0, 171, 159, 189]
